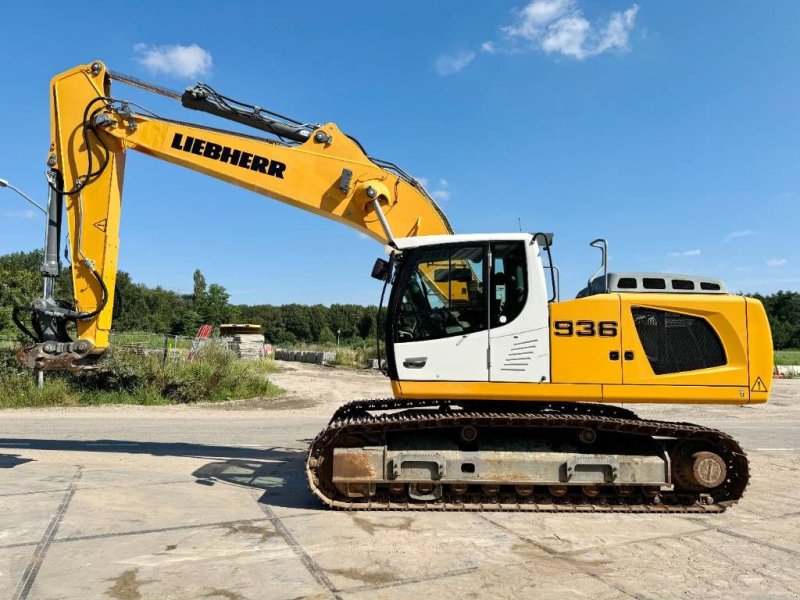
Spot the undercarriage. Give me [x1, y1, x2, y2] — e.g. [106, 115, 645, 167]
[306, 399, 749, 512]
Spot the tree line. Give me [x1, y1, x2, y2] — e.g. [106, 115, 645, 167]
[0, 250, 379, 346]
[1, 249, 798, 348]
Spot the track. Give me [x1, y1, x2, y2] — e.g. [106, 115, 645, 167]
[306, 399, 749, 512]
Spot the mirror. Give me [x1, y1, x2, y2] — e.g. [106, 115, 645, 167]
[371, 257, 391, 281]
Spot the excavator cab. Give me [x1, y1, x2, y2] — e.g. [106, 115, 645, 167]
[386, 234, 551, 386]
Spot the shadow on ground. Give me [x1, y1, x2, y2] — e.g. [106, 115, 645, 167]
[0, 453, 34, 468]
[0, 438, 320, 510]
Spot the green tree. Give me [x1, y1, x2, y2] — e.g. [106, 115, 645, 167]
[193, 269, 207, 304]
[753, 290, 800, 349]
[175, 309, 203, 336]
[201, 283, 231, 326]
[318, 325, 336, 344]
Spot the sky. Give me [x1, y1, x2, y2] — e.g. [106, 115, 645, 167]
[0, 1, 798, 306]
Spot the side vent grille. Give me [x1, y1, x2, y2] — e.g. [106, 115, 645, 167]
[631, 308, 726, 375]
[501, 336, 538, 372]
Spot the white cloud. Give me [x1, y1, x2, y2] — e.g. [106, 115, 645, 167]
[766, 258, 788, 267]
[435, 50, 476, 76]
[134, 43, 213, 78]
[667, 249, 701, 257]
[480, 41, 497, 54]
[500, 0, 639, 60]
[3, 210, 37, 219]
[417, 176, 451, 203]
[724, 229, 756, 242]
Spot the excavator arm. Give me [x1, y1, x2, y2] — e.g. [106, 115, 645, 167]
[20, 60, 453, 370]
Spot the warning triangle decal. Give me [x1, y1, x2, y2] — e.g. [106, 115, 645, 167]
[751, 377, 768, 393]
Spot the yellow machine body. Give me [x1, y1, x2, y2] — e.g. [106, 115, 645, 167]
[392, 293, 773, 405]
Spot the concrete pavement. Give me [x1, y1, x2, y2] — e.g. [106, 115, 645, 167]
[1, 366, 798, 599]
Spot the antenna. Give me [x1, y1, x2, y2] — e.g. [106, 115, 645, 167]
[517, 217, 522, 232]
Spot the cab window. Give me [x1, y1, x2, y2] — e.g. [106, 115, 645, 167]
[491, 242, 527, 327]
[394, 244, 486, 342]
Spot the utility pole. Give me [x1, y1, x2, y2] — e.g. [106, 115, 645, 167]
[0, 177, 49, 389]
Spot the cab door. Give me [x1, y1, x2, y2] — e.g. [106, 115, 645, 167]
[391, 243, 489, 382]
[488, 240, 551, 382]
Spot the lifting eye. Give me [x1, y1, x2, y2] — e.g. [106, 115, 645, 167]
[461, 463, 476, 474]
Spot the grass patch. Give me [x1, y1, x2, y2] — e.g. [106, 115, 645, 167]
[775, 349, 800, 366]
[110, 331, 194, 350]
[0, 346, 281, 409]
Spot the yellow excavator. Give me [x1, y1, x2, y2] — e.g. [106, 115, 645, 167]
[15, 61, 773, 512]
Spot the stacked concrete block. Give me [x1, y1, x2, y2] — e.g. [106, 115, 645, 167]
[275, 349, 336, 365]
[228, 334, 266, 360]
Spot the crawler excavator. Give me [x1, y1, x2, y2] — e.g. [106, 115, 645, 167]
[13, 61, 773, 512]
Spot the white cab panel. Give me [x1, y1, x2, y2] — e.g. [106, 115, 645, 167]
[489, 241, 551, 382]
[490, 327, 549, 382]
[394, 331, 488, 381]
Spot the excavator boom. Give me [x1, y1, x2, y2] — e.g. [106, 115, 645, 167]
[23, 60, 452, 369]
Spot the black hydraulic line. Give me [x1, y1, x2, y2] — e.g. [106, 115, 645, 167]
[12, 306, 38, 342]
[47, 97, 114, 197]
[76, 267, 109, 320]
[181, 84, 312, 143]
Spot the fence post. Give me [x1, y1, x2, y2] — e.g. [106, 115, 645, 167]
[163, 334, 169, 363]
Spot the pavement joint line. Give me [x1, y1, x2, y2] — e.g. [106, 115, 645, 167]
[715, 528, 800, 558]
[476, 514, 646, 600]
[12, 466, 83, 600]
[558, 524, 717, 557]
[51, 517, 269, 544]
[252, 490, 341, 600]
[686, 507, 800, 526]
[0, 541, 39, 550]
[0, 488, 71, 498]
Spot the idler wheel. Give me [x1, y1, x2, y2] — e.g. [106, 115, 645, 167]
[674, 446, 728, 491]
[690, 451, 727, 489]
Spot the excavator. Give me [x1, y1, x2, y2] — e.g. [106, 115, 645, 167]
[13, 61, 773, 512]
